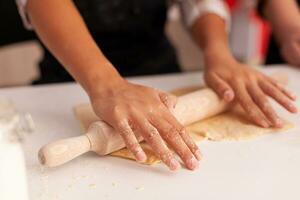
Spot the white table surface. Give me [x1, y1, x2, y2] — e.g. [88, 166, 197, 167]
[1, 65, 300, 200]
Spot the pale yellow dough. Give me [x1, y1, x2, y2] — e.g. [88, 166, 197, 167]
[74, 86, 293, 165]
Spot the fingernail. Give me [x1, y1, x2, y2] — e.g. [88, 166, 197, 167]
[289, 103, 298, 113]
[275, 118, 283, 128]
[169, 159, 181, 171]
[195, 150, 202, 161]
[187, 157, 199, 170]
[136, 151, 147, 162]
[261, 120, 270, 128]
[223, 91, 233, 102]
[291, 93, 297, 100]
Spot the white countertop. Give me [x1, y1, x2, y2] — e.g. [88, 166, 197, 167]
[1, 65, 300, 200]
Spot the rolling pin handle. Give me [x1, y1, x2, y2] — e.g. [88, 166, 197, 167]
[38, 135, 91, 167]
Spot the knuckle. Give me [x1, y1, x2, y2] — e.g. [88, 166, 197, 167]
[271, 79, 281, 88]
[162, 126, 177, 137]
[146, 128, 159, 143]
[160, 92, 168, 100]
[267, 87, 275, 94]
[116, 120, 131, 135]
[180, 148, 193, 160]
[168, 132, 182, 142]
[127, 142, 139, 151]
[264, 84, 275, 94]
[178, 127, 188, 137]
[160, 151, 173, 162]
[116, 119, 127, 129]
[281, 87, 289, 94]
[190, 143, 199, 152]
[182, 132, 197, 148]
[276, 83, 285, 91]
[112, 105, 122, 116]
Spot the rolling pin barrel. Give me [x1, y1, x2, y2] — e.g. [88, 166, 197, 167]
[174, 88, 227, 125]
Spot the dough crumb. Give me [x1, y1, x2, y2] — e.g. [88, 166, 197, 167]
[89, 183, 97, 189]
[72, 175, 89, 180]
[67, 184, 73, 190]
[112, 182, 117, 187]
[135, 186, 144, 191]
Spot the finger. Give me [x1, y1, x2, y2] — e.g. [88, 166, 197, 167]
[259, 81, 298, 113]
[161, 109, 202, 160]
[150, 117, 199, 170]
[135, 118, 180, 171]
[159, 92, 177, 112]
[232, 81, 270, 128]
[247, 83, 283, 128]
[206, 73, 234, 102]
[267, 77, 297, 100]
[115, 119, 147, 162]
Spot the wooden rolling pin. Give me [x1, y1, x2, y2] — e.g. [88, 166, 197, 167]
[39, 88, 228, 167]
[39, 73, 288, 167]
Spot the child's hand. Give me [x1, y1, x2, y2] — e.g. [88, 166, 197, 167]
[204, 55, 298, 128]
[90, 79, 201, 171]
[280, 26, 300, 67]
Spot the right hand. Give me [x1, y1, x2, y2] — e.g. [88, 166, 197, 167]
[89, 79, 201, 171]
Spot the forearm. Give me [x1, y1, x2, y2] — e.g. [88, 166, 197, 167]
[263, 0, 300, 44]
[27, 0, 122, 96]
[190, 13, 233, 64]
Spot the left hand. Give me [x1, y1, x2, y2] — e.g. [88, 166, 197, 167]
[280, 26, 300, 66]
[204, 52, 298, 128]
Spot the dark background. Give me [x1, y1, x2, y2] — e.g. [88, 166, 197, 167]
[0, 0, 36, 46]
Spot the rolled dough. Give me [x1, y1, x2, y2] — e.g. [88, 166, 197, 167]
[74, 86, 293, 165]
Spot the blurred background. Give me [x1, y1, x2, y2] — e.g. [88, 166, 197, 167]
[0, 0, 270, 87]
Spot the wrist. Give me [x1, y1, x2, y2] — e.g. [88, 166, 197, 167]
[276, 24, 300, 46]
[84, 62, 125, 99]
[203, 42, 235, 67]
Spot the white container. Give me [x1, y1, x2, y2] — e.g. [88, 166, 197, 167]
[0, 100, 32, 200]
